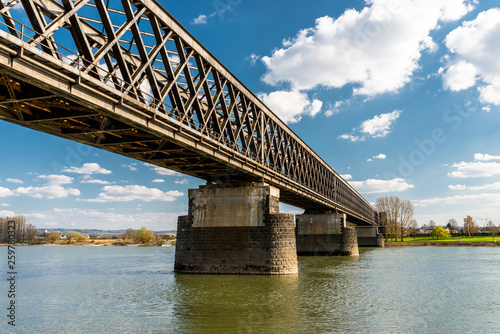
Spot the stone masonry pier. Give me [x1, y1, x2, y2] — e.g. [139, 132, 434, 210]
[296, 212, 359, 256]
[357, 226, 385, 247]
[174, 183, 298, 275]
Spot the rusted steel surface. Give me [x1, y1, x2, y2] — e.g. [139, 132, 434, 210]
[0, 0, 378, 225]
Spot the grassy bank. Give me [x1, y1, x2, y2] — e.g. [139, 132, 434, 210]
[385, 236, 498, 246]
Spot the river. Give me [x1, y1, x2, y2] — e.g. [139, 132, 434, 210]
[1, 246, 499, 333]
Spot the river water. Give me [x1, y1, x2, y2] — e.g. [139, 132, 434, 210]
[1, 246, 499, 333]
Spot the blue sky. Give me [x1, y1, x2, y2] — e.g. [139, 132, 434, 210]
[1, 0, 500, 230]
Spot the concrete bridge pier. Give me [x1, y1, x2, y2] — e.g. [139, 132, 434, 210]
[356, 226, 385, 247]
[295, 212, 359, 256]
[174, 183, 298, 275]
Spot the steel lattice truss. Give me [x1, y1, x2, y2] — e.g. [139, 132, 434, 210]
[0, 0, 377, 225]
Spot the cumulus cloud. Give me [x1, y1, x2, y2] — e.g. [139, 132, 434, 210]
[192, 14, 211, 25]
[443, 8, 500, 105]
[6, 178, 23, 184]
[414, 193, 500, 207]
[85, 185, 184, 202]
[5, 174, 80, 199]
[175, 179, 189, 185]
[340, 110, 401, 141]
[15, 186, 80, 199]
[152, 179, 165, 183]
[340, 174, 352, 180]
[1, 203, 9, 207]
[38, 174, 73, 186]
[0, 210, 15, 217]
[371, 153, 387, 160]
[258, 90, 322, 124]
[143, 163, 180, 176]
[448, 161, 500, 178]
[121, 163, 138, 171]
[261, 0, 474, 96]
[62, 163, 111, 175]
[0, 187, 14, 197]
[349, 178, 414, 194]
[81, 179, 112, 185]
[474, 153, 500, 161]
[449, 182, 500, 191]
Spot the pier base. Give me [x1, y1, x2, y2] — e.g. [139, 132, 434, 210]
[296, 213, 359, 256]
[357, 226, 385, 247]
[174, 183, 298, 275]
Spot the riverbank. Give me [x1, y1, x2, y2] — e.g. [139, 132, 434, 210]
[385, 236, 498, 246]
[385, 241, 498, 246]
[0, 239, 176, 247]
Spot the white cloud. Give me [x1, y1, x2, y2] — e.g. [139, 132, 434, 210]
[0, 210, 15, 217]
[1, 203, 9, 207]
[62, 163, 112, 175]
[84, 185, 184, 202]
[246, 53, 261, 66]
[341, 174, 352, 180]
[325, 101, 346, 117]
[261, 0, 474, 97]
[27, 208, 185, 230]
[0, 187, 15, 197]
[340, 110, 401, 141]
[175, 179, 189, 185]
[38, 174, 73, 186]
[373, 153, 386, 159]
[414, 193, 500, 207]
[349, 178, 414, 194]
[339, 134, 362, 142]
[152, 179, 165, 183]
[449, 182, 500, 191]
[143, 163, 180, 176]
[6, 178, 23, 184]
[15, 186, 80, 199]
[448, 161, 500, 178]
[192, 14, 210, 25]
[443, 61, 478, 91]
[121, 163, 138, 171]
[258, 90, 322, 124]
[81, 179, 112, 185]
[448, 184, 467, 190]
[474, 153, 500, 161]
[443, 8, 500, 105]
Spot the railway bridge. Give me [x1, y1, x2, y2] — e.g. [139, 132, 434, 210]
[0, 0, 383, 274]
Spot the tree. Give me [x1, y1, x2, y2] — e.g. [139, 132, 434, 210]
[446, 219, 458, 237]
[408, 219, 418, 238]
[66, 231, 75, 244]
[399, 200, 414, 242]
[74, 232, 88, 243]
[486, 220, 499, 241]
[122, 228, 137, 241]
[463, 215, 477, 237]
[376, 196, 415, 242]
[429, 220, 436, 230]
[432, 226, 451, 240]
[46, 231, 61, 244]
[134, 227, 156, 244]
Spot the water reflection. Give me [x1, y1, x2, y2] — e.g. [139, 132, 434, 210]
[172, 273, 300, 333]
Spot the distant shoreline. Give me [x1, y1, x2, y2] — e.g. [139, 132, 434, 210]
[385, 241, 498, 247]
[0, 243, 175, 247]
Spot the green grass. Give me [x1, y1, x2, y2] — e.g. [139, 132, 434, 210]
[386, 236, 498, 243]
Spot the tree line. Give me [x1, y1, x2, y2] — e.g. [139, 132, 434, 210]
[375, 197, 500, 241]
[0, 216, 38, 244]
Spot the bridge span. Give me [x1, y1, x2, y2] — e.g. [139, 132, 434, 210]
[0, 0, 383, 274]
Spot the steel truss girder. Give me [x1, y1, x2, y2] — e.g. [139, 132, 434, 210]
[0, 0, 377, 225]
